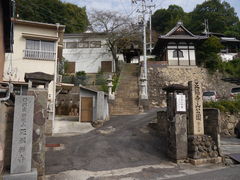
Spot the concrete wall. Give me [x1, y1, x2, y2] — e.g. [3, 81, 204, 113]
[63, 35, 114, 73]
[3, 23, 58, 101]
[0, 2, 5, 81]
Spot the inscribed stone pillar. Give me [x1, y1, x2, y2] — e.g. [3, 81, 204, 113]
[10, 96, 34, 174]
[27, 90, 48, 180]
[188, 81, 204, 135]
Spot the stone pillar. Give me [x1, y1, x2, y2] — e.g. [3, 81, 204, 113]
[27, 90, 48, 180]
[163, 84, 188, 162]
[3, 96, 37, 180]
[0, 102, 14, 175]
[188, 81, 204, 135]
[187, 82, 221, 164]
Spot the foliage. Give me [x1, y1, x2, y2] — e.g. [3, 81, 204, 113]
[152, 0, 239, 36]
[62, 71, 87, 86]
[58, 57, 68, 75]
[196, 36, 224, 72]
[15, 0, 89, 33]
[188, 0, 239, 34]
[219, 58, 240, 78]
[204, 95, 240, 114]
[95, 71, 119, 93]
[152, 5, 189, 34]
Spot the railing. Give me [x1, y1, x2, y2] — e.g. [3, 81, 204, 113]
[24, 49, 56, 60]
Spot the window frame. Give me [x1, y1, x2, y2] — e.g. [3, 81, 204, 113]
[24, 39, 56, 60]
[173, 49, 184, 58]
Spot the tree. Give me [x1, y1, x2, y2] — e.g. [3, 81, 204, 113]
[188, 0, 239, 34]
[196, 36, 224, 72]
[15, 0, 89, 33]
[152, 5, 189, 34]
[89, 10, 141, 72]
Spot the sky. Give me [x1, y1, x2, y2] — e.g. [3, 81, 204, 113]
[63, 0, 240, 18]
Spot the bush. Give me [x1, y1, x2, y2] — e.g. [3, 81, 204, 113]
[204, 95, 240, 114]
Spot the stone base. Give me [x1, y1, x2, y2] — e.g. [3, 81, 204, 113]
[139, 99, 149, 111]
[189, 157, 222, 166]
[3, 168, 37, 180]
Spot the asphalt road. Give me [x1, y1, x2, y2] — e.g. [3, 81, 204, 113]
[45, 109, 240, 180]
[46, 108, 169, 174]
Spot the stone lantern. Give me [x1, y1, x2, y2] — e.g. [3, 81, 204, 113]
[107, 75, 115, 100]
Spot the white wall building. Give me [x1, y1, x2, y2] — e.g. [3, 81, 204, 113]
[63, 33, 115, 74]
[4, 19, 65, 100]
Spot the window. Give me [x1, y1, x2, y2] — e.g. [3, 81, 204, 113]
[90, 41, 101, 48]
[79, 41, 89, 48]
[66, 42, 78, 49]
[24, 39, 56, 60]
[173, 50, 184, 58]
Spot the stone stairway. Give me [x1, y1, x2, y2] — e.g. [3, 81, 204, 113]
[111, 63, 140, 115]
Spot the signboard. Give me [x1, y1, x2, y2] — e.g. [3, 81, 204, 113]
[176, 94, 186, 112]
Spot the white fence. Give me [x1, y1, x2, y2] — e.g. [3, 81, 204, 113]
[24, 49, 56, 60]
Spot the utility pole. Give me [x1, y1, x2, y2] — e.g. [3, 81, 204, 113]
[132, 0, 148, 99]
[131, 0, 155, 100]
[147, 4, 155, 54]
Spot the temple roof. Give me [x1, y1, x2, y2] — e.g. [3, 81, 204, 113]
[158, 21, 207, 41]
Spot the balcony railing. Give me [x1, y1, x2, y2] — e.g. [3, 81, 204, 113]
[24, 49, 56, 60]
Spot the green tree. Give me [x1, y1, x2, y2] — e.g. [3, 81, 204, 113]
[15, 0, 88, 33]
[188, 0, 239, 34]
[152, 5, 189, 34]
[196, 36, 224, 72]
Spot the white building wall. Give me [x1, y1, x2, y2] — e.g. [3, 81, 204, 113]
[63, 36, 114, 73]
[3, 23, 57, 100]
[167, 44, 196, 66]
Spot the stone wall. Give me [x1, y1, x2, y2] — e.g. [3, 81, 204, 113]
[0, 101, 14, 175]
[188, 135, 219, 159]
[220, 112, 240, 136]
[148, 63, 235, 108]
[56, 94, 79, 116]
[28, 90, 48, 180]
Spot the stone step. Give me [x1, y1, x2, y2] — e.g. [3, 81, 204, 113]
[111, 64, 140, 115]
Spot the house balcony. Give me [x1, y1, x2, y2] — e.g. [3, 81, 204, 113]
[24, 49, 56, 60]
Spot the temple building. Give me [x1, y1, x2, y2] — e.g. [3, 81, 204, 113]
[153, 21, 207, 66]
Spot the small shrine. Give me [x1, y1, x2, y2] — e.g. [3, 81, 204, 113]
[153, 21, 207, 66]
